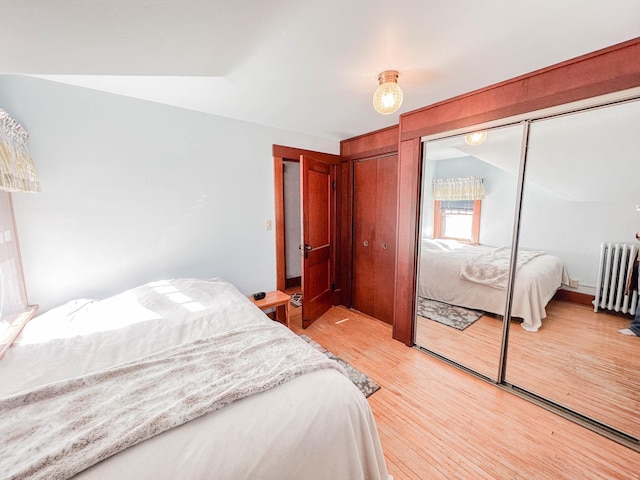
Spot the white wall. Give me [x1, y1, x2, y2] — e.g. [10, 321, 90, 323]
[0, 75, 337, 312]
[422, 156, 518, 247]
[519, 183, 639, 293]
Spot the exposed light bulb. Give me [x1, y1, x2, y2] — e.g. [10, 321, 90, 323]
[381, 92, 396, 108]
[464, 130, 488, 146]
[373, 70, 403, 115]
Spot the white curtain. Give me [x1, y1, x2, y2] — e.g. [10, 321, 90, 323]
[432, 176, 485, 201]
[0, 108, 40, 193]
[0, 108, 38, 350]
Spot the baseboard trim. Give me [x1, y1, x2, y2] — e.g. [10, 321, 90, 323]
[553, 289, 594, 306]
[285, 276, 301, 289]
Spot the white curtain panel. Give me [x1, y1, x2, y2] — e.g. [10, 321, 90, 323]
[0, 108, 40, 193]
[432, 176, 485, 201]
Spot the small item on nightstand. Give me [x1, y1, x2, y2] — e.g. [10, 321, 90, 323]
[250, 290, 291, 328]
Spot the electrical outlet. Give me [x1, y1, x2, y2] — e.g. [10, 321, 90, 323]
[265, 220, 272, 231]
[569, 278, 579, 288]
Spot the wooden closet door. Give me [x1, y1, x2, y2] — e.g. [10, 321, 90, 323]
[372, 154, 398, 324]
[352, 155, 398, 324]
[352, 159, 377, 317]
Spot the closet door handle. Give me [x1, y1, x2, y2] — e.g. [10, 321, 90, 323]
[363, 240, 369, 247]
[382, 242, 388, 250]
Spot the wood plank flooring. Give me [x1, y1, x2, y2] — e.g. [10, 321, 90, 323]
[415, 299, 640, 438]
[288, 303, 640, 479]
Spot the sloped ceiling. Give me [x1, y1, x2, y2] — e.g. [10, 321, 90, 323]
[1, 0, 639, 141]
[425, 98, 640, 203]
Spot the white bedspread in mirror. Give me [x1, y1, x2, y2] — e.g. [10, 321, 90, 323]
[0, 278, 388, 480]
[419, 239, 568, 332]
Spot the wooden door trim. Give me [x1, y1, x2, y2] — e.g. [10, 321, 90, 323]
[399, 37, 640, 142]
[273, 145, 341, 164]
[339, 160, 352, 307]
[273, 156, 286, 293]
[340, 125, 400, 161]
[393, 138, 422, 344]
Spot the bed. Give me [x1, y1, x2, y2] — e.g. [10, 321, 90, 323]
[418, 239, 568, 332]
[0, 278, 389, 480]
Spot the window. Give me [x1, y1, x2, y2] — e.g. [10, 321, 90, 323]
[0, 108, 40, 358]
[432, 176, 484, 244]
[434, 199, 481, 244]
[0, 192, 36, 358]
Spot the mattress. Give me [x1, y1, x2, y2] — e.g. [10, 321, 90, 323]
[0, 278, 389, 479]
[418, 239, 567, 331]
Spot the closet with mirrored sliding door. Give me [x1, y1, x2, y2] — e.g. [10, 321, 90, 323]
[391, 38, 640, 450]
[414, 96, 640, 443]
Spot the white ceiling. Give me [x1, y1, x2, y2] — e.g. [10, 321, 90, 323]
[2, 0, 639, 141]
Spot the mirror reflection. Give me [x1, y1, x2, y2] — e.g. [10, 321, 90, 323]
[506, 98, 640, 440]
[415, 124, 524, 379]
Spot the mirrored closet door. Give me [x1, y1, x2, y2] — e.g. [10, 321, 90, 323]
[415, 124, 524, 380]
[505, 98, 640, 440]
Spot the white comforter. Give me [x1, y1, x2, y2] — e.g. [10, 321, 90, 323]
[0, 278, 389, 480]
[419, 239, 568, 332]
[460, 246, 545, 289]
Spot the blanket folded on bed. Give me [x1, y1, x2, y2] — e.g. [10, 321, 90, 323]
[460, 246, 544, 289]
[0, 323, 345, 480]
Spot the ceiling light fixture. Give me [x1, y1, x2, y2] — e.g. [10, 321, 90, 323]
[464, 130, 488, 146]
[373, 70, 403, 115]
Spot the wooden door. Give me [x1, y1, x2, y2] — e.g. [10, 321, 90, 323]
[352, 159, 377, 317]
[372, 155, 398, 323]
[352, 155, 398, 324]
[300, 155, 334, 327]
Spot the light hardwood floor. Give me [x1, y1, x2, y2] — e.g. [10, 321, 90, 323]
[288, 302, 640, 479]
[415, 300, 640, 438]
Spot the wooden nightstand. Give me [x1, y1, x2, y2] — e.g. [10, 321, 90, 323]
[250, 290, 291, 328]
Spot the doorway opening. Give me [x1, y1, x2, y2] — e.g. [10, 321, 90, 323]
[282, 160, 301, 290]
[273, 145, 342, 328]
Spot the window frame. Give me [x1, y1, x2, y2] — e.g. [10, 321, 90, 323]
[0, 192, 37, 359]
[433, 199, 482, 244]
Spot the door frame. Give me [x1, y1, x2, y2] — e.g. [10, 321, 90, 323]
[272, 145, 343, 314]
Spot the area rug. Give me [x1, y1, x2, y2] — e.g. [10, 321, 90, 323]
[299, 334, 380, 398]
[416, 297, 484, 331]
